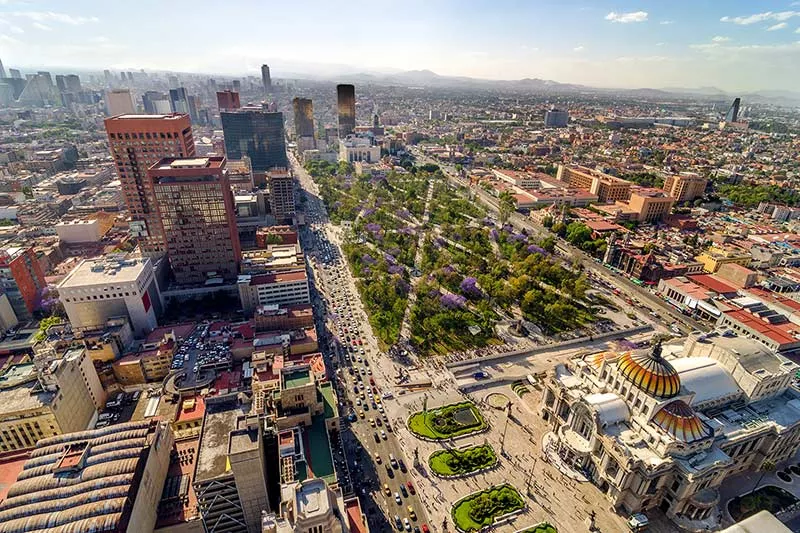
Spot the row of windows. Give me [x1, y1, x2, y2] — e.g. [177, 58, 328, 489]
[110, 131, 181, 140]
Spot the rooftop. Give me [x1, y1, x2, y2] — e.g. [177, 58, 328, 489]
[283, 368, 311, 389]
[58, 255, 149, 288]
[194, 400, 250, 482]
[0, 420, 163, 532]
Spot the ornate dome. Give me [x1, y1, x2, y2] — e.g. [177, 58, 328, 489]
[652, 400, 711, 443]
[585, 350, 622, 369]
[617, 341, 681, 398]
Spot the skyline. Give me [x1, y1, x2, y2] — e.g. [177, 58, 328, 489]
[2, 1, 800, 92]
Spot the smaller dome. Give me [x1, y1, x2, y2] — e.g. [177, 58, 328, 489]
[618, 341, 681, 398]
[652, 400, 711, 443]
[585, 351, 621, 369]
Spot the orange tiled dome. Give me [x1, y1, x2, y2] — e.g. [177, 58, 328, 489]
[652, 400, 711, 443]
[617, 342, 681, 398]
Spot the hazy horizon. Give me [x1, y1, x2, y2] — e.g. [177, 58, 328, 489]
[3, 0, 800, 92]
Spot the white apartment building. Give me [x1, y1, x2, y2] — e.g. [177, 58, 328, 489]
[238, 270, 310, 314]
[58, 256, 161, 337]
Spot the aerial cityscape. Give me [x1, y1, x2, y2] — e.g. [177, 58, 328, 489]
[3, 2, 800, 533]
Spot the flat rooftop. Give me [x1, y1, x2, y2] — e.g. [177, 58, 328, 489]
[59, 256, 149, 288]
[283, 369, 311, 389]
[0, 379, 51, 414]
[304, 415, 336, 485]
[194, 400, 250, 482]
[109, 113, 185, 121]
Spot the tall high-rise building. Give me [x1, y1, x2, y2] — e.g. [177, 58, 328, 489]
[0, 58, 6, 79]
[261, 64, 271, 92]
[149, 156, 241, 285]
[232, 79, 241, 93]
[187, 94, 200, 123]
[221, 107, 287, 172]
[169, 87, 189, 114]
[105, 88, 135, 116]
[267, 168, 296, 221]
[217, 90, 241, 111]
[293, 97, 315, 138]
[104, 113, 195, 256]
[336, 84, 356, 138]
[103, 69, 112, 86]
[63, 74, 81, 93]
[662, 173, 708, 203]
[725, 98, 741, 123]
[8, 68, 21, 79]
[142, 90, 170, 114]
[0, 246, 46, 321]
[544, 107, 569, 128]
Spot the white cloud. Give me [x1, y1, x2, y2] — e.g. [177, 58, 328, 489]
[605, 11, 648, 23]
[660, 20, 674, 25]
[10, 11, 100, 25]
[0, 34, 22, 45]
[573, 46, 585, 52]
[32, 22, 51, 31]
[712, 36, 731, 42]
[796, 27, 800, 33]
[720, 11, 800, 25]
[655, 42, 666, 46]
[0, 17, 24, 33]
[767, 22, 789, 31]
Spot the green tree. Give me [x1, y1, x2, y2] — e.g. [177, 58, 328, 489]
[752, 460, 776, 493]
[498, 190, 516, 225]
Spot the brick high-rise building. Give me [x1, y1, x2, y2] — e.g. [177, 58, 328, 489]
[266, 168, 295, 222]
[216, 90, 240, 111]
[104, 113, 195, 256]
[0, 246, 46, 320]
[149, 156, 241, 285]
[663, 173, 708, 204]
[336, 84, 356, 138]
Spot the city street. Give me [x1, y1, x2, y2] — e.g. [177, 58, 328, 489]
[294, 153, 433, 532]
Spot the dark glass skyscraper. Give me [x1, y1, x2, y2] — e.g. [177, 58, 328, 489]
[221, 107, 287, 172]
[292, 97, 314, 138]
[724, 98, 740, 123]
[336, 84, 356, 138]
[261, 64, 271, 92]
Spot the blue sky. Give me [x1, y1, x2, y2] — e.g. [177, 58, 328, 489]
[2, 0, 800, 91]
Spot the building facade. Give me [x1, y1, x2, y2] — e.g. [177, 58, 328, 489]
[541, 334, 800, 530]
[238, 270, 310, 314]
[105, 88, 135, 116]
[58, 255, 161, 337]
[663, 173, 708, 204]
[544, 108, 569, 128]
[217, 90, 241, 111]
[336, 84, 356, 138]
[221, 107, 288, 172]
[267, 168, 296, 221]
[149, 157, 241, 285]
[104, 113, 196, 256]
[0, 246, 46, 321]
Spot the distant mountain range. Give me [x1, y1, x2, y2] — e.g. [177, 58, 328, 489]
[322, 68, 800, 104]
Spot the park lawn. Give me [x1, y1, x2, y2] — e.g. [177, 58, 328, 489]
[451, 484, 525, 533]
[518, 524, 557, 533]
[428, 444, 497, 476]
[407, 402, 487, 440]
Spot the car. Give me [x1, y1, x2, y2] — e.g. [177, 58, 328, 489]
[394, 516, 403, 531]
[404, 518, 412, 531]
[394, 492, 402, 504]
[381, 430, 387, 440]
[389, 454, 398, 468]
[386, 464, 394, 478]
[375, 418, 382, 427]
[398, 459, 407, 473]
[363, 403, 369, 412]
[407, 507, 417, 521]
[358, 410, 364, 419]
[373, 432, 381, 443]
[406, 481, 415, 494]
[384, 483, 391, 496]
[400, 485, 408, 497]
[369, 418, 375, 427]
[386, 423, 393, 432]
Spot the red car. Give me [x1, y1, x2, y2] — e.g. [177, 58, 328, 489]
[421, 525, 430, 533]
[406, 481, 416, 495]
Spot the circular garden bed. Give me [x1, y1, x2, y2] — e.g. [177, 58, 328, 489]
[516, 523, 557, 533]
[408, 401, 487, 440]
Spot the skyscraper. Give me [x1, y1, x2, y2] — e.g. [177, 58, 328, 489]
[104, 114, 195, 256]
[336, 84, 356, 138]
[217, 90, 241, 111]
[0, 58, 7, 80]
[149, 157, 241, 284]
[169, 87, 189, 114]
[142, 91, 169, 114]
[261, 64, 271, 92]
[221, 107, 287, 172]
[8, 68, 21, 79]
[105, 88, 135, 116]
[267, 168, 296, 221]
[292, 98, 315, 138]
[544, 108, 569, 128]
[725, 98, 741, 123]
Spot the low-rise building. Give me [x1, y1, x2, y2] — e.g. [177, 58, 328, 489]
[339, 135, 380, 164]
[59, 255, 162, 337]
[254, 304, 315, 332]
[238, 270, 311, 315]
[663, 173, 708, 204]
[0, 419, 173, 533]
